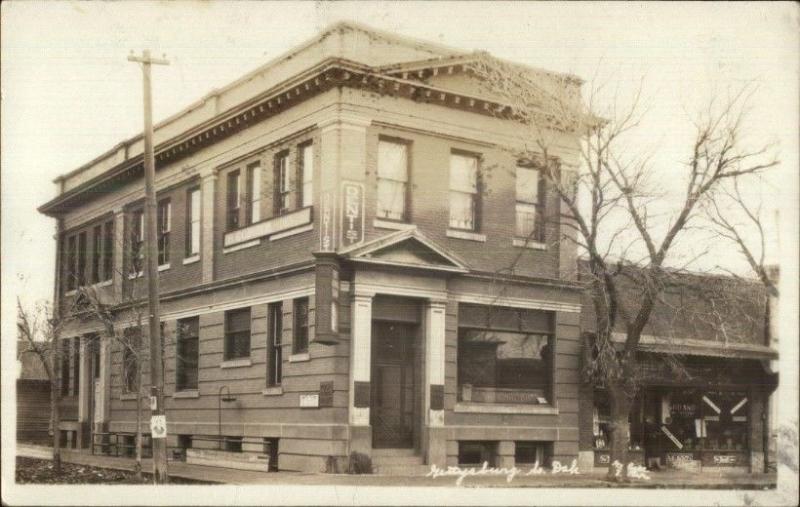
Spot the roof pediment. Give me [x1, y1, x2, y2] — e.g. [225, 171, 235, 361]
[342, 229, 469, 274]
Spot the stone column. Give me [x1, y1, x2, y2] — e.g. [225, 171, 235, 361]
[425, 299, 447, 466]
[200, 171, 217, 284]
[348, 290, 373, 456]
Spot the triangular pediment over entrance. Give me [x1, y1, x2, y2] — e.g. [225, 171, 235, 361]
[341, 229, 469, 274]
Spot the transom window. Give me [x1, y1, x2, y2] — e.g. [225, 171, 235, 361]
[449, 152, 480, 231]
[377, 140, 409, 221]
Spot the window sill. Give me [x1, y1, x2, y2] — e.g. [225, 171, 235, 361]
[158, 263, 171, 272]
[270, 223, 313, 241]
[223, 239, 260, 254]
[446, 229, 486, 242]
[453, 402, 558, 415]
[120, 393, 139, 401]
[173, 389, 199, 399]
[220, 358, 252, 369]
[374, 219, 416, 231]
[289, 352, 310, 363]
[262, 386, 283, 396]
[183, 255, 200, 265]
[512, 238, 547, 250]
[128, 271, 144, 280]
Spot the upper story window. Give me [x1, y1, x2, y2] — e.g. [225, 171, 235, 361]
[293, 297, 309, 354]
[186, 187, 201, 257]
[267, 302, 283, 387]
[130, 209, 145, 274]
[224, 307, 251, 360]
[77, 232, 88, 286]
[65, 235, 77, 291]
[102, 220, 114, 282]
[515, 165, 543, 241]
[176, 317, 199, 391]
[91, 225, 102, 284]
[246, 162, 261, 224]
[377, 140, 409, 221]
[449, 152, 480, 231]
[274, 151, 290, 215]
[157, 199, 171, 266]
[299, 143, 313, 209]
[226, 170, 241, 231]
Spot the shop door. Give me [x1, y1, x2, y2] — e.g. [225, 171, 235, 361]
[371, 322, 415, 448]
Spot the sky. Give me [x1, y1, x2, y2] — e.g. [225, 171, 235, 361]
[1, 0, 798, 499]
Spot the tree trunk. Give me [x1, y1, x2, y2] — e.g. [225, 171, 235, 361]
[49, 344, 62, 474]
[606, 384, 632, 481]
[50, 377, 62, 474]
[135, 385, 143, 481]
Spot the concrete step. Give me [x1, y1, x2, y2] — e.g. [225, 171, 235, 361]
[373, 463, 432, 476]
[372, 454, 425, 465]
[371, 448, 417, 457]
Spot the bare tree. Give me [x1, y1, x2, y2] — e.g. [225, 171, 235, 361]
[467, 54, 778, 479]
[17, 298, 72, 474]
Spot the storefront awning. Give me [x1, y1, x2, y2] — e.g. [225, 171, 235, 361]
[611, 332, 778, 361]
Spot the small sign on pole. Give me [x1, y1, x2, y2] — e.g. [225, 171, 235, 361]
[150, 395, 158, 411]
[150, 415, 167, 439]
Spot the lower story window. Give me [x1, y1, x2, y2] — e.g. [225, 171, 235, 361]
[458, 441, 497, 467]
[458, 328, 552, 404]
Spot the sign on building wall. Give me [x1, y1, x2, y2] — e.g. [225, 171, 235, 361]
[300, 394, 320, 408]
[340, 181, 364, 248]
[320, 191, 335, 251]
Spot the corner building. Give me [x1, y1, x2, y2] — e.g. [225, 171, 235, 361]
[40, 23, 586, 473]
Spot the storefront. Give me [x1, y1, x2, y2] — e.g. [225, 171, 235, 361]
[591, 354, 776, 472]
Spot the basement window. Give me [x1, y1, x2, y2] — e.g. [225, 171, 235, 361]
[458, 441, 497, 467]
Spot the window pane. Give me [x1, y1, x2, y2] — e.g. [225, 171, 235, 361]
[458, 329, 551, 403]
[516, 167, 539, 204]
[378, 141, 408, 181]
[449, 191, 475, 230]
[225, 309, 251, 359]
[515, 203, 537, 238]
[377, 179, 406, 220]
[450, 154, 477, 193]
[92, 225, 102, 284]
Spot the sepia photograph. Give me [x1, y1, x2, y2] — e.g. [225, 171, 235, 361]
[1, 1, 798, 505]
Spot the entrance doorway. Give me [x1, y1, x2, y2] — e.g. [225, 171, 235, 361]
[371, 321, 416, 448]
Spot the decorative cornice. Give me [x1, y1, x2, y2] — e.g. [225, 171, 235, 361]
[41, 59, 541, 217]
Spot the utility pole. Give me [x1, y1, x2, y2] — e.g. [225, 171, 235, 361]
[128, 49, 170, 484]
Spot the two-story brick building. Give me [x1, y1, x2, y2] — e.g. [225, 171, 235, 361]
[38, 22, 586, 473]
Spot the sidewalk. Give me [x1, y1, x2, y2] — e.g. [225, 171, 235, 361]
[16, 444, 777, 489]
